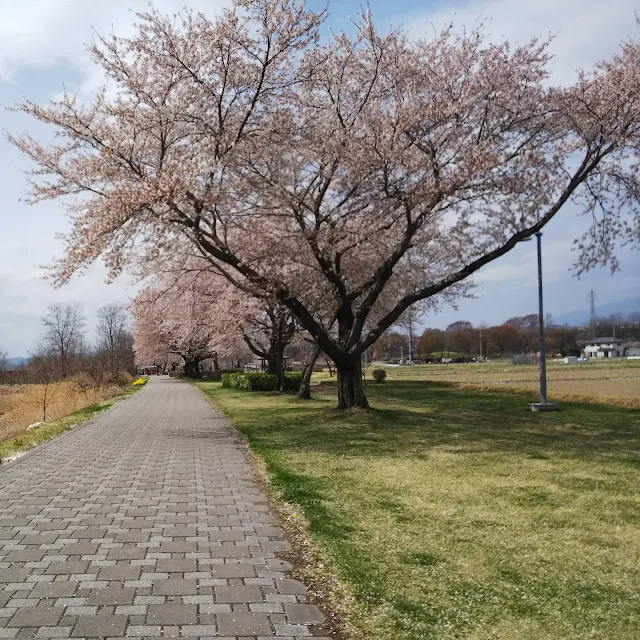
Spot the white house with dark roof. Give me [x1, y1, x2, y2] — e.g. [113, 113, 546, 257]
[583, 337, 625, 358]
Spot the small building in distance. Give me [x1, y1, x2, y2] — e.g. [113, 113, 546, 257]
[582, 337, 625, 359]
[626, 345, 640, 359]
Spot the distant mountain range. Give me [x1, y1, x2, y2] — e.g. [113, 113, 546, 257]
[5, 357, 27, 367]
[554, 297, 640, 326]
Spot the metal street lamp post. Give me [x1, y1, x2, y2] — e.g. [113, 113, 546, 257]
[528, 231, 558, 412]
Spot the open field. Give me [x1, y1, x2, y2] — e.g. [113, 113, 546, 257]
[351, 360, 640, 408]
[196, 379, 640, 640]
[0, 380, 122, 443]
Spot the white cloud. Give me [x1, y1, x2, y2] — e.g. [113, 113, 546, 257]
[0, 0, 231, 355]
[0, 0, 231, 80]
[403, 0, 638, 85]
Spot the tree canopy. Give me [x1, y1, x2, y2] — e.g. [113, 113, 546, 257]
[10, 0, 640, 407]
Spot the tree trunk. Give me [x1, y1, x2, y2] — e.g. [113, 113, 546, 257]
[275, 346, 285, 391]
[184, 360, 201, 379]
[299, 347, 320, 400]
[267, 346, 285, 391]
[336, 358, 369, 409]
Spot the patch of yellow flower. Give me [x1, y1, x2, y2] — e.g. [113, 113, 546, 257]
[132, 377, 148, 387]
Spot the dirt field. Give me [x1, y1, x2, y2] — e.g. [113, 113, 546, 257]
[0, 381, 120, 442]
[356, 359, 640, 408]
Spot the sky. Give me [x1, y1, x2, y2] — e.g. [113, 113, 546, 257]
[0, 0, 638, 356]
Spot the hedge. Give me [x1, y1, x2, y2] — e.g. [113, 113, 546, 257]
[221, 372, 302, 392]
[203, 368, 243, 381]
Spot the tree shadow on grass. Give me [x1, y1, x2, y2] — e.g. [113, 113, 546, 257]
[221, 381, 640, 465]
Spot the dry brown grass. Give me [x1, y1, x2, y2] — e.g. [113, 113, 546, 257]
[458, 379, 640, 408]
[351, 360, 640, 408]
[0, 381, 119, 442]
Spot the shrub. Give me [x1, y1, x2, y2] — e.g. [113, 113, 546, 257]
[220, 372, 301, 392]
[71, 372, 95, 395]
[117, 371, 134, 387]
[372, 369, 387, 383]
[206, 368, 243, 381]
[132, 377, 148, 387]
[238, 373, 277, 391]
[283, 373, 303, 392]
[221, 373, 238, 388]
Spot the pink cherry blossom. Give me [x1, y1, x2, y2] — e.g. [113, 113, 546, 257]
[9, 1, 640, 407]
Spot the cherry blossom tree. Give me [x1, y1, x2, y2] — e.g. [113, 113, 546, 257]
[175, 263, 299, 390]
[238, 300, 296, 390]
[10, 0, 640, 408]
[132, 275, 232, 378]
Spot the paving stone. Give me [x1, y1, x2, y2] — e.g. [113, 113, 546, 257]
[0, 570, 30, 584]
[125, 626, 161, 637]
[79, 516, 113, 526]
[262, 541, 292, 553]
[107, 548, 145, 561]
[35, 522, 69, 532]
[255, 527, 286, 537]
[146, 604, 197, 625]
[208, 546, 251, 558]
[154, 559, 197, 573]
[265, 559, 293, 572]
[87, 588, 135, 605]
[71, 614, 127, 637]
[18, 535, 60, 546]
[275, 623, 312, 636]
[179, 625, 218, 637]
[276, 579, 307, 595]
[151, 580, 199, 596]
[114, 533, 149, 544]
[35, 627, 74, 638]
[209, 565, 256, 579]
[216, 612, 272, 635]
[66, 605, 98, 616]
[7, 608, 65, 628]
[45, 561, 89, 575]
[98, 566, 142, 581]
[4, 550, 45, 563]
[215, 586, 264, 603]
[161, 527, 198, 538]
[60, 543, 100, 556]
[69, 528, 108, 539]
[158, 542, 197, 554]
[30, 582, 79, 599]
[283, 604, 325, 624]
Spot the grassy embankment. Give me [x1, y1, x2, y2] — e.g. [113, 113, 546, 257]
[195, 378, 640, 640]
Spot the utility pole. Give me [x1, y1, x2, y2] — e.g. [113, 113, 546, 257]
[529, 232, 557, 412]
[589, 290, 597, 340]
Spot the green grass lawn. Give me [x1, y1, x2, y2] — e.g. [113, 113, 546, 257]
[195, 379, 640, 640]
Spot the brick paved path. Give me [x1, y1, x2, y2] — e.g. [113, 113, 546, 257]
[0, 377, 328, 639]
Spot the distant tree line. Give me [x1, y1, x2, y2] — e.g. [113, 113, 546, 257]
[373, 311, 640, 361]
[0, 303, 136, 385]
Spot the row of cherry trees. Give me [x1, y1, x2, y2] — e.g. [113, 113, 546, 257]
[130, 264, 306, 391]
[11, 0, 640, 408]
